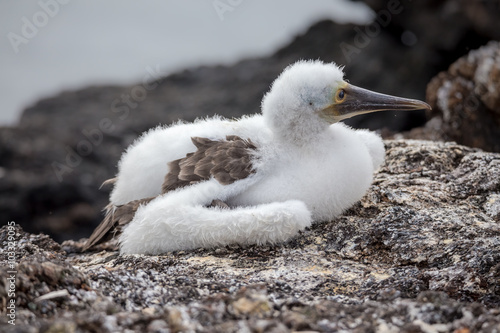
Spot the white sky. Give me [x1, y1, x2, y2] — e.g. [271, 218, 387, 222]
[0, 0, 372, 125]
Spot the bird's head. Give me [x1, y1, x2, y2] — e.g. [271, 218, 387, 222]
[262, 60, 431, 144]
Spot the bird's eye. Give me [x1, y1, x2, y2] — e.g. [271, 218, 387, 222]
[336, 89, 346, 102]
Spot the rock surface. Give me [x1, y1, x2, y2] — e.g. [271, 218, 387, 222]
[2, 0, 497, 242]
[1, 140, 499, 332]
[423, 41, 500, 153]
[363, 0, 500, 47]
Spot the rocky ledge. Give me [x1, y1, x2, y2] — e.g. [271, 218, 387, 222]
[422, 41, 500, 153]
[1, 140, 499, 332]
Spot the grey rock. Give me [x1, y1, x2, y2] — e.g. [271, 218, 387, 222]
[361, 0, 500, 60]
[423, 41, 500, 153]
[1, 140, 499, 332]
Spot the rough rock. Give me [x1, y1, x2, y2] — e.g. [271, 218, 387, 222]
[362, 0, 500, 53]
[1, 140, 500, 332]
[422, 41, 500, 153]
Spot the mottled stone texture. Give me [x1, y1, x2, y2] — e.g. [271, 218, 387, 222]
[425, 41, 500, 152]
[1, 140, 499, 332]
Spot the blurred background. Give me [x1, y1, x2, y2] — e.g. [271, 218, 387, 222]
[0, 0, 372, 126]
[1, 0, 499, 242]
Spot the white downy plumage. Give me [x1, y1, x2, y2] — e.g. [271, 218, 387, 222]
[108, 60, 429, 254]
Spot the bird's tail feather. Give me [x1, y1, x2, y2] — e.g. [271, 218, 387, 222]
[119, 199, 312, 255]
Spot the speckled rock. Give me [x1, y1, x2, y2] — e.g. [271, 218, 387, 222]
[424, 41, 500, 152]
[1, 140, 500, 332]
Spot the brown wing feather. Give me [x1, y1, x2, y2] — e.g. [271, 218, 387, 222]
[99, 177, 117, 189]
[84, 135, 257, 251]
[83, 198, 154, 251]
[163, 135, 257, 191]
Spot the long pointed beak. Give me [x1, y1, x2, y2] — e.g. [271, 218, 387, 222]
[319, 83, 431, 123]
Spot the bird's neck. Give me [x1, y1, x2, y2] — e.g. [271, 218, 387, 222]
[262, 107, 331, 147]
[273, 122, 331, 148]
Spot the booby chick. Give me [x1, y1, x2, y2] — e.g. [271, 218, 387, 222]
[84, 60, 430, 255]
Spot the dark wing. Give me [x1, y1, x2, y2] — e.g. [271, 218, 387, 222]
[82, 198, 154, 251]
[163, 135, 257, 192]
[84, 135, 257, 251]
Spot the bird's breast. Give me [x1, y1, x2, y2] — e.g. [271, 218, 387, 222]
[229, 127, 376, 221]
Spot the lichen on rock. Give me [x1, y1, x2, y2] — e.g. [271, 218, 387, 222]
[1, 140, 499, 332]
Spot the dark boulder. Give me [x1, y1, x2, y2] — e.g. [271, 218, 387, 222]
[424, 41, 500, 152]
